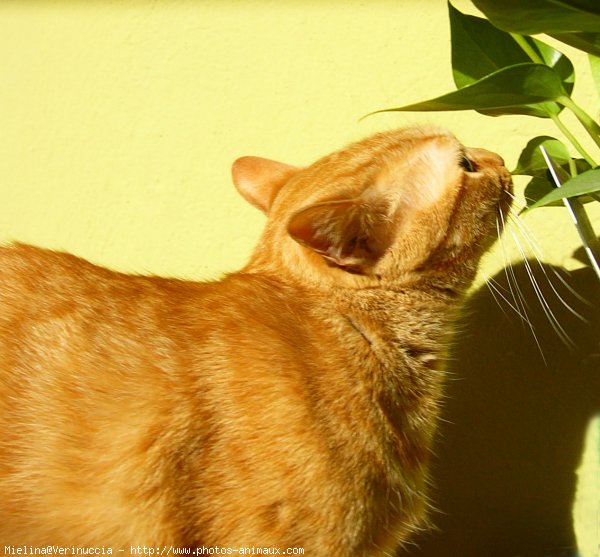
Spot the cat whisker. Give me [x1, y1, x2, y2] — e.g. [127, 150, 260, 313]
[497, 216, 542, 326]
[485, 276, 530, 322]
[495, 216, 527, 317]
[495, 213, 547, 362]
[498, 203, 592, 353]
[504, 190, 525, 209]
[508, 213, 591, 315]
[547, 266, 592, 307]
[506, 221, 577, 350]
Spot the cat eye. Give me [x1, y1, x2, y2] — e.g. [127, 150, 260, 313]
[459, 155, 475, 172]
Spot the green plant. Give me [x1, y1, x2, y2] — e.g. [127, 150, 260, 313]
[371, 6, 600, 554]
[372, 0, 600, 279]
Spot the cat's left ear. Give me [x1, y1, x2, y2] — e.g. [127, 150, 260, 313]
[287, 199, 392, 271]
[232, 156, 299, 214]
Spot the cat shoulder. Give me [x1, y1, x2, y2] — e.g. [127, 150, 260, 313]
[0, 243, 119, 305]
[0, 242, 83, 272]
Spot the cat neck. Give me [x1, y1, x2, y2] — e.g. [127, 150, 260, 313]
[245, 231, 477, 296]
[243, 254, 471, 303]
[237, 263, 464, 332]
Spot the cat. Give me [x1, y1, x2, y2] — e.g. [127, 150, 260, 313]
[0, 126, 511, 555]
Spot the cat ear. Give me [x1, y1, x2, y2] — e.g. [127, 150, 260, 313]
[231, 156, 299, 214]
[287, 199, 392, 271]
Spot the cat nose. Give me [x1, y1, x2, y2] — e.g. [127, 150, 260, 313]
[466, 147, 505, 167]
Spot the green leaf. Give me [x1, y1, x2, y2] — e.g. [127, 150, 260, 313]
[448, 3, 574, 117]
[525, 40, 574, 96]
[523, 173, 598, 209]
[449, 3, 574, 94]
[512, 136, 571, 176]
[449, 2, 532, 88]
[471, 0, 600, 34]
[524, 175, 565, 208]
[525, 168, 600, 210]
[551, 32, 600, 57]
[372, 64, 567, 118]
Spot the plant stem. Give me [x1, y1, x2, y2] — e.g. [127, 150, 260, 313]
[559, 95, 600, 151]
[511, 31, 600, 162]
[550, 112, 598, 166]
[510, 33, 544, 64]
[563, 199, 600, 280]
[568, 158, 578, 177]
[511, 34, 600, 279]
[540, 146, 600, 280]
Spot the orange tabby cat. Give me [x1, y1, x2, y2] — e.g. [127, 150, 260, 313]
[0, 126, 511, 555]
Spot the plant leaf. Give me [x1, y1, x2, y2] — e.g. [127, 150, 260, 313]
[550, 32, 600, 57]
[522, 170, 597, 209]
[527, 40, 575, 96]
[525, 168, 600, 210]
[449, 2, 532, 88]
[512, 136, 571, 176]
[448, 3, 574, 117]
[372, 64, 567, 118]
[471, 0, 600, 34]
[449, 3, 574, 92]
[524, 175, 565, 208]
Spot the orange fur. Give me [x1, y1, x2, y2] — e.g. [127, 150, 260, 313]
[0, 127, 511, 555]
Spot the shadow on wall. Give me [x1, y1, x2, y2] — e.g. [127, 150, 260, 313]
[403, 256, 600, 557]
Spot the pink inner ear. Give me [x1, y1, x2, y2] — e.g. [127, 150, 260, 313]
[287, 200, 357, 256]
[231, 156, 298, 214]
[288, 199, 392, 270]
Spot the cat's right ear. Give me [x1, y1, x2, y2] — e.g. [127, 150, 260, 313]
[232, 157, 299, 214]
[287, 199, 392, 271]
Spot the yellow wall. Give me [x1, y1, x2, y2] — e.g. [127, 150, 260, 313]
[1, 0, 597, 280]
[1, 1, 598, 555]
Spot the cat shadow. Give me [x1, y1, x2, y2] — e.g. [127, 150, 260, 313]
[403, 259, 600, 557]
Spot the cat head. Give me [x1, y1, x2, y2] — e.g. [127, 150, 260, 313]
[232, 126, 512, 291]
